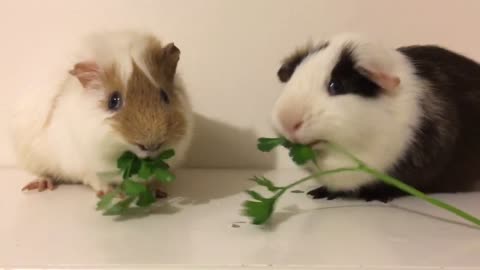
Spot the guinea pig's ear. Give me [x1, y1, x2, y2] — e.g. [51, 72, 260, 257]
[277, 45, 312, 83]
[69, 61, 103, 90]
[353, 45, 401, 94]
[356, 64, 400, 94]
[161, 43, 181, 81]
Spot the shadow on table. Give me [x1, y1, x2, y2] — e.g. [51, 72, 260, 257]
[262, 202, 480, 231]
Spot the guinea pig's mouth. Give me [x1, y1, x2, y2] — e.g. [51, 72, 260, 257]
[131, 149, 150, 159]
[129, 145, 166, 159]
[305, 140, 328, 148]
[306, 139, 328, 148]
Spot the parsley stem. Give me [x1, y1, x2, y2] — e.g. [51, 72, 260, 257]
[359, 166, 480, 226]
[327, 142, 480, 226]
[274, 167, 359, 199]
[252, 137, 480, 226]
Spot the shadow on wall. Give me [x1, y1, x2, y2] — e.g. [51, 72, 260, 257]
[183, 113, 276, 169]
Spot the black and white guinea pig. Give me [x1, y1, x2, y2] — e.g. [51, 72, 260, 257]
[272, 33, 480, 202]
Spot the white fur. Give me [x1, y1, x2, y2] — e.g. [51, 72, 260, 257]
[10, 31, 193, 192]
[272, 33, 426, 192]
[79, 31, 159, 88]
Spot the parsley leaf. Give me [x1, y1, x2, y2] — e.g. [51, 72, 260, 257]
[243, 198, 276, 225]
[138, 161, 155, 180]
[154, 168, 176, 183]
[98, 149, 176, 216]
[129, 158, 142, 177]
[250, 176, 282, 192]
[243, 186, 282, 225]
[257, 137, 287, 152]
[96, 189, 120, 210]
[117, 152, 136, 170]
[152, 159, 170, 169]
[103, 197, 136, 216]
[122, 179, 147, 196]
[289, 144, 316, 165]
[246, 190, 266, 201]
[157, 149, 175, 160]
[136, 190, 156, 207]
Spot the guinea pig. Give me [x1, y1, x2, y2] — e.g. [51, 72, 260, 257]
[272, 33, 480, 202]
[11, 31, 193, 196]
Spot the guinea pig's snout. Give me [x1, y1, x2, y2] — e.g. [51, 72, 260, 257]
[136, 143, 162, 153]
[284, 119, 304, 135]
[278, 110, 305, 141]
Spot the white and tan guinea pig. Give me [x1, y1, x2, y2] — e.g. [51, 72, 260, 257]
[273, 33, 480, 202]
[11, 31, 193, 196]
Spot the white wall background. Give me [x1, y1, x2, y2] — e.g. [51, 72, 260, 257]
[1, 0, 480, 169]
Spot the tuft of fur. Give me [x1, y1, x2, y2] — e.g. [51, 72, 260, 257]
[11, 31, 193, 192]
[273, 33, 480, 202]
[277, 41, 329, 83]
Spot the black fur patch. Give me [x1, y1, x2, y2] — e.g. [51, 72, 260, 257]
[312, 42, 330, 54]
[307, 186, 401, 203]
[329, 46, 381, 97]
[388, 45, 480, 194]
[277, 42, 329, 83]
[277, 55, 307, 83]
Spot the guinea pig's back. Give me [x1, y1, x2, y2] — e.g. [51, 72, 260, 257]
[394, 45, 480, 192]
[398, 45, 480, 101]
[10, 77, 71, 175]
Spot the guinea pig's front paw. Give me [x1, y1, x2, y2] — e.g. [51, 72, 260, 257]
[307, 186, 351, 200]
[355, 189, 396, 203]
[154, 188, 168, 199]
[354, 184, 406, 203]
[87, 180, 116, 198]
[21, 177, 56, 192]
[148, 181, 168, 199]
[94, 185, 118, 198]
[308, 185, 400, 203]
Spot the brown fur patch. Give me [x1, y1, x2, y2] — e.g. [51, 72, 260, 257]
[42, 88, 66, 129]
[143, 38, 181, 84]
[99, 37, 187, 149]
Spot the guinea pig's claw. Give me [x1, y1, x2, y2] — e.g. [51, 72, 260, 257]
[155, 188, 168, 199]
[96, 189, 126, 199]
[22, 178, 56, 192]
[307, 186, 331, 199]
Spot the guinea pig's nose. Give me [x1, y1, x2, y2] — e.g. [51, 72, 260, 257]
[292, 121, 303, 131]
[137, 143, 162, 152]
[278, 108, 305, 134]
[280, 118, 304, 142]
[283, 120, 304, 134]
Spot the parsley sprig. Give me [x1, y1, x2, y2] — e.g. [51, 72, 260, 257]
[96, 149, 176, 216]
[243, 137, 480, 226]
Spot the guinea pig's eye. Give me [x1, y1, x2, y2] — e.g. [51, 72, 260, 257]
[160, 89, 170, 104]
[327, 79, 346, 96]
[108, 91, 123, 111]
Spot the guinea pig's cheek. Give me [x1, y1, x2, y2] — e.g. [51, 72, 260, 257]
[271, 111, 285, 136]
[118, 137, 136, 154]
[301, 118, 329, 144]
[164, 110, 187, 140]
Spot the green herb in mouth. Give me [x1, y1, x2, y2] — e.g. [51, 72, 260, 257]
[243, 137, 480, 226]
[96, 149, 176, 216]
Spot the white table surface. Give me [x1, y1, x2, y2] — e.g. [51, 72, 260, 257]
[1, 167, 479, 270]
